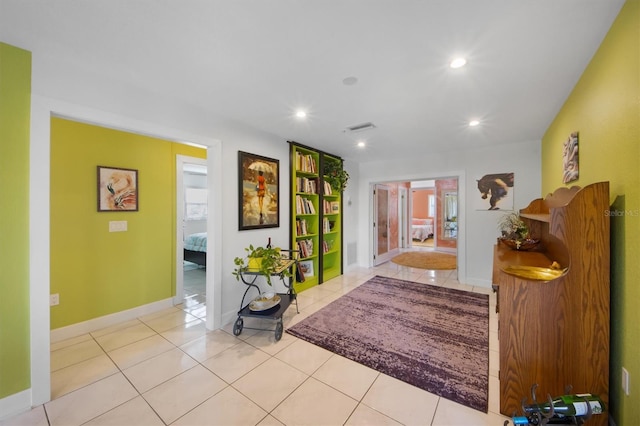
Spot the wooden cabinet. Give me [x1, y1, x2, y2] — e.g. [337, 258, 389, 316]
[492, 182, 610, 425]
[289, 142, 343, 292]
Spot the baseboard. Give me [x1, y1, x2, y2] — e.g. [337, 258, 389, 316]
[435, 247, 457, 254]
[50, 298, 174, 343]
[0, 389, 31, 421]
[463, 277, 493, 288]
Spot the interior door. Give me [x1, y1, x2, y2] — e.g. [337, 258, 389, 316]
[373, 184, 393, 265]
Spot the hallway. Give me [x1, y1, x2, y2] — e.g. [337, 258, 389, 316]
[3, 264, 502, 426]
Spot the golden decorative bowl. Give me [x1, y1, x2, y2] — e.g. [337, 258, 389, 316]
[501, 265, 568, 281]
[499, 237, 540, 251]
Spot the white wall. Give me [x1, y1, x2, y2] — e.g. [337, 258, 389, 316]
[357, 140, 541, 286]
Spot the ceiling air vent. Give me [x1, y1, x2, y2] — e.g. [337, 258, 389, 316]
[344, 122, 376, 133]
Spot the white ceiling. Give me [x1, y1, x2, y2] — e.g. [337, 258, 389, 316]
[0, 1, 625, 163]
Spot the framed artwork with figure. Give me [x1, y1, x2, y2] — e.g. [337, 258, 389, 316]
[238, 151, 279, 230]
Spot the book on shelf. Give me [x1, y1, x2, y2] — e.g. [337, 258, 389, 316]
[296, 218, 309, 236]
[322, 217, 337, 233]
[295, 152, 317, 173]
[295, 262, 306, 282]
[296, 195, 316, 215]
[296, 177, 318, 194]
[296, 238, 314, 258]
[299, 260, 314, 277]
[323, 181, 333, 195]
[324, 200, 340, 214]
[322, 239, 332, 253]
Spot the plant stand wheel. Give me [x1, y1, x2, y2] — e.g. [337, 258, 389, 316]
[233, 317, 243, 336]
[275, 321, 283, 341]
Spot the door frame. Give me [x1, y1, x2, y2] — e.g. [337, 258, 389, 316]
[175, 155, 208, 305]
[367, 173, 465, 280]
[372, 183, 395, 265]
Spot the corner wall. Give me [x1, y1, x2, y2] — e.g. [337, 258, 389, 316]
[0, 43, 31, 402]
[541, 1, 639, 424]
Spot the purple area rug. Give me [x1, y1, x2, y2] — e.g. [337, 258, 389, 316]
[286, 275, 489, 412]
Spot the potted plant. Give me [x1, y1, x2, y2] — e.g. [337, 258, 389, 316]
[324, 160, 349, 192]
[497, 212, 539, 250]
[232, 244, 291, 286]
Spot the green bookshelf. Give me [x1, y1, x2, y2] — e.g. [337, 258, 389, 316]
[289, 142, 343, 292]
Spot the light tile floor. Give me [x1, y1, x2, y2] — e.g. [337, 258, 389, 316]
[2, 260, 509, 426]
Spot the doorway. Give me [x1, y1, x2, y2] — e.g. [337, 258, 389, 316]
[371, 177, 460, 265]
[176, 155, 207, 318]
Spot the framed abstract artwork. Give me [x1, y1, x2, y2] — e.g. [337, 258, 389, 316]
[475, 172, 514, 211]
[238, 151, 279, 230]
[97, 166, 138, 212]
[563, 131, 579, 184]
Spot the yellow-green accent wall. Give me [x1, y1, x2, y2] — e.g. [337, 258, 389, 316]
[0, 43, 32, 399]
[50, 118, 206, 329]
[541, 1, 639, 424]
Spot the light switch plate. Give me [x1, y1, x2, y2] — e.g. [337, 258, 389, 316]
[50, 293, 59, 306]
[622, 367, 630, 396]
[109, 221, 128, 232]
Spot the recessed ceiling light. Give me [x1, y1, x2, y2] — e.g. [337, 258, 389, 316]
[295, 110, 307, 119]
[469, 120, 480, 127]
[343, 76, 358, 86]
[357, 141, 366, 148]
[450, 58, 467, 69]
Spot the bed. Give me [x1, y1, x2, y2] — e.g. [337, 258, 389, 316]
[411, 218, 433, 242]
[184, 232, 207, 267]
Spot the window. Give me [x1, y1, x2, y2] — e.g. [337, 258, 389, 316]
[428, 194, 435, 218]
[185, 188, 207, 220]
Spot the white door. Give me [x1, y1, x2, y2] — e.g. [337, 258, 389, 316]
[373, 184, 393, 265]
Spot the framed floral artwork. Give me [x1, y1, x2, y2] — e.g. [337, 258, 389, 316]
[97, 166, 138, 211]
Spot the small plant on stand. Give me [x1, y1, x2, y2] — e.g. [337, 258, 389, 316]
[232, 244, 291, 286]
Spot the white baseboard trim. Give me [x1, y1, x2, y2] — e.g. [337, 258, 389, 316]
[463, 277, 493, 288]
[50, 298, 174, 343]
[0, 389, 31, 421]
[221, 310, 237, 329]
[435, 247, 457, 253]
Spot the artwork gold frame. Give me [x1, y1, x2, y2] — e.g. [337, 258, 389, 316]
[97, 166, 138, 212]
[238, 151, 279, 230]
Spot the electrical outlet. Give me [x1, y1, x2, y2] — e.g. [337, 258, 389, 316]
[622, 367, 630, 396]
[50, 293, 60, 306]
